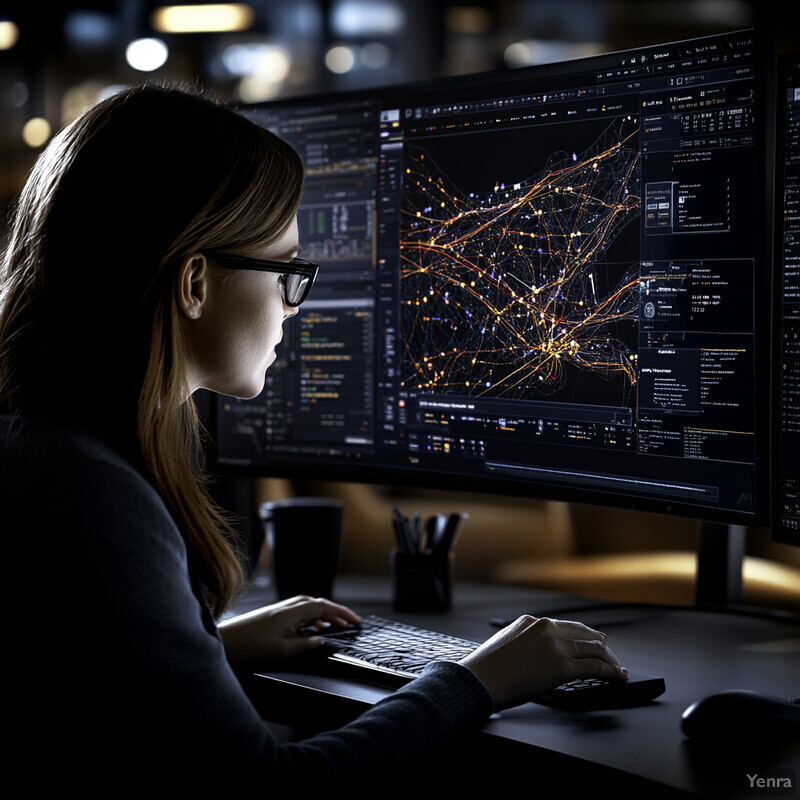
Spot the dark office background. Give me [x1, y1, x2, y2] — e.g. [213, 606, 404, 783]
[1, 1, 798, 239]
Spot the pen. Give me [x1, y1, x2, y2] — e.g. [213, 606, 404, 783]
[412, 511, 421, 553]
[394, 506, 419, 554]
[434, 512, 467, 554]
[393, 506, 409, 553]
[424, 515, 438, 554]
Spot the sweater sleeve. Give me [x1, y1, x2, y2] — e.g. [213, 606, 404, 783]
[2, 416, 492, 790]
[272, 660, 493, 787]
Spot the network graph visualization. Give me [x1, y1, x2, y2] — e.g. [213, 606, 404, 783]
[400, 116, 641, 405]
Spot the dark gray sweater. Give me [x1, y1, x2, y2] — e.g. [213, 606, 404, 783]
[1, 414, 492, 791]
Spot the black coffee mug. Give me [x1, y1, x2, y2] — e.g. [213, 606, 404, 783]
[260, 498, 344, 600]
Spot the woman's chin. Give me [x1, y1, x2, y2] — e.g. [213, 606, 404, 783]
[204, 374, 267, 401]
[234, 378, 267, 400]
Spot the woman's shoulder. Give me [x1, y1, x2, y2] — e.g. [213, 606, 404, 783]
[2, 413, 142, 487]
[0, 413, 176, 545]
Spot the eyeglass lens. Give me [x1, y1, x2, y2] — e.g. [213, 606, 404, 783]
[285, 273, 310, 305]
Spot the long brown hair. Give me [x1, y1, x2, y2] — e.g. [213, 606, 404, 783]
[0, 85, 305, 614]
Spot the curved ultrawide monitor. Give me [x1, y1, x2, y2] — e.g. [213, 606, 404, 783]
[214, 29, 774, 528]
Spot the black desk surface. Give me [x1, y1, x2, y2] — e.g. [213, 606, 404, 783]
[236, 575, 799, 798]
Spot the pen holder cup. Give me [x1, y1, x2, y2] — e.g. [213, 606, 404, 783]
[391, 550, 453, 612]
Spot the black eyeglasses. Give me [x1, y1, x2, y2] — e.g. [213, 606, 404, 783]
[207, 252, 319, 307]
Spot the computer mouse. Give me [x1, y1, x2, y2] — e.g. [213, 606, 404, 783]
[681, 690, 800, 741]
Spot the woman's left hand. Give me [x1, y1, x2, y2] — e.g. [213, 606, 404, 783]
[218, 596, 362, 665]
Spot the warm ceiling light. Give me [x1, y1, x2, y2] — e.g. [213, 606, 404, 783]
[0, 20, 20, 50]
[22, 117, 52, 149]
[126, 38, 169, 72]
[151, 4, 255, 34]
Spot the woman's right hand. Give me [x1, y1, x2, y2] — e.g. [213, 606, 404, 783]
[459, 615, 627, 711]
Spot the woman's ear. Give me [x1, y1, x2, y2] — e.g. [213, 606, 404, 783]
[177, 253, 209, 320]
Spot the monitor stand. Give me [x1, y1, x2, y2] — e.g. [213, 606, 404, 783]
[695, 522, 745, 607]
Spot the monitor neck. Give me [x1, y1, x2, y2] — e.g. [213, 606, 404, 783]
[696, 522, 746, 607]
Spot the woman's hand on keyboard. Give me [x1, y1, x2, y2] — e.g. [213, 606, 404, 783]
[218, 596, 362, 665]
[459, 615, 627, 711]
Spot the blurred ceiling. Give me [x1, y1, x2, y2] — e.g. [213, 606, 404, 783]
[1, 0, 798, 229]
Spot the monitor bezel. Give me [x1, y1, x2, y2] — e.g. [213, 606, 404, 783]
[771, 50, 800, 547]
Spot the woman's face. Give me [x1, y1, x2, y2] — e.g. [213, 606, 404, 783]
[183, 219, 301, 399]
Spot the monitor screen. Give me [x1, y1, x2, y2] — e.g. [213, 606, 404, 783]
[214, 29, 773, 527]
[773, 51, 800, 546]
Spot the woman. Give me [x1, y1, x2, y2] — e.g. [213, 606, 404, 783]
[0, 85, 625, 789]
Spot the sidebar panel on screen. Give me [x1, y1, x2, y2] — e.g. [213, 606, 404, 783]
[215, 98, 380, 466]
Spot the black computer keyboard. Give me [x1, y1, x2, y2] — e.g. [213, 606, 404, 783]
[313, 615, 476, 676]
[308, 614, 666, 710]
